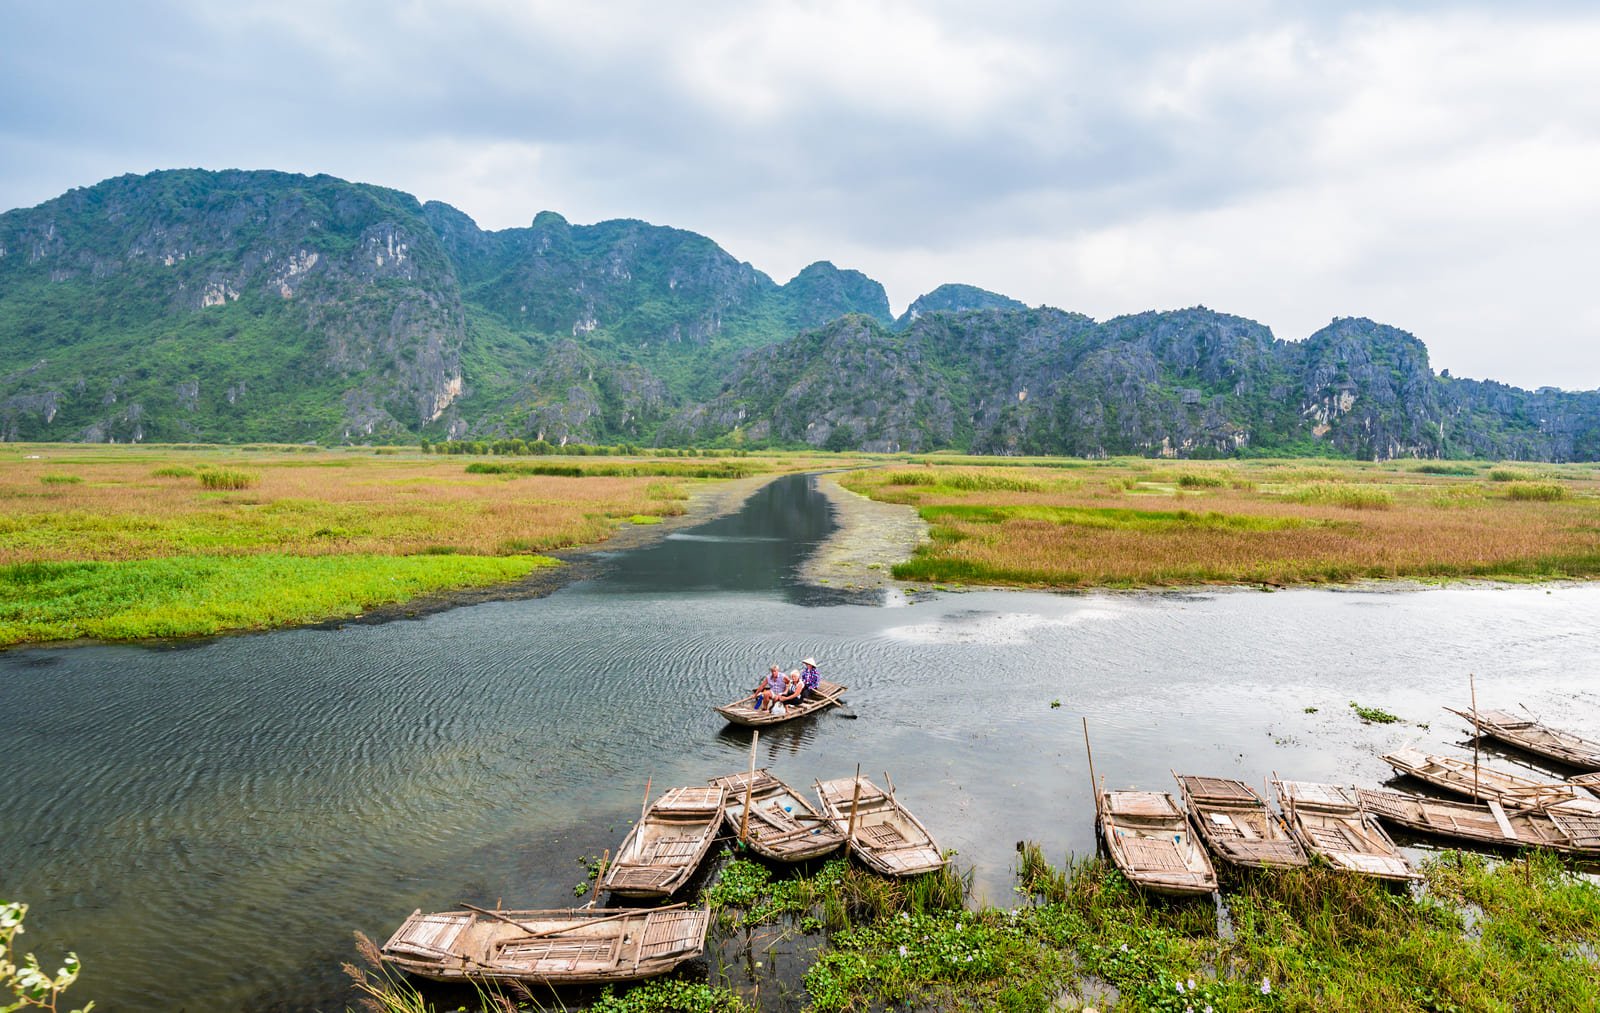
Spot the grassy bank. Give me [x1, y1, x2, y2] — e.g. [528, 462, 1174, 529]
[349, 846, 1600, 1012]
[0, 444, 862, 647]
[839, 458, 1600, 588]
[0, 553, 554, 643]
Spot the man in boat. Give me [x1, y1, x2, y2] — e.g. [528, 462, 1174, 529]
[752, 664, 788, 712]
[797, 657, 821, 702]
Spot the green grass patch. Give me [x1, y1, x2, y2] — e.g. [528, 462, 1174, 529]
[1411, 462, 1478, 476]
[151, 465, 197, 478]
[1489, 468, 1534, 482]
[626, 514, 663, 525]
[1286, 482, 1394, 509]
[39, 474, 82, 484]
[1504, 482, 1568, 502]
[465, 460, 763, 479]
[198, 468, 258, 490]
[882, 470, 939, 486]
[920, 503, 1304, 533]
[1176, 471, 1227, 488]
[0, 553, 556, 646]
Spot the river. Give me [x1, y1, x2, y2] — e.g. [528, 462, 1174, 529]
[3, 473, 1598, 1010]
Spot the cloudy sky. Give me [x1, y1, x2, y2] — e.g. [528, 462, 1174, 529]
[4, 1, 1597, 389]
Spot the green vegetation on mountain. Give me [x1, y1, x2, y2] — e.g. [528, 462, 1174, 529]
[4, 169, 1598, 460]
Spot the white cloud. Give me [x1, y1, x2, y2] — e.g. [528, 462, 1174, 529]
[2, 3, 1598, 389]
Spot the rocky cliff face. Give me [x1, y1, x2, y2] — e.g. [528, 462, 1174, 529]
[2, 169, 1596, 458]
[0, 170, 466, 442]
[672, 309, 1600, 460]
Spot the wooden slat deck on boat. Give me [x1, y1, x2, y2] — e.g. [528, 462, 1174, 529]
[601, 786, 726, 899]
[1381, 746, 1600, 814]
[1099, 790, 1218, 895]
[710, 768, 846, 862]
[1273, 779, 1416, 881]
[1356, 787, 1600, 856]
[1174, 774, 1307, 870]
[381, 905, 711, 985]
[714, 680, 847, 728]
[814, 775, 944, 877]
[1447, 706, 1600, 770]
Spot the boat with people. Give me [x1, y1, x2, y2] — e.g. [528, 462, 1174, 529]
[710, 767, 846, 862]
[1446, 706, 1600, 770]
[380, 904, 711, 985]
[1173, 774, 1308, 871]
[1096, 788, 1219, 895]
[1272, 779, 1416, 881]
[714, 679, 848, 727]
[814, 772, 945, 876]
[600, 786, 726, 898]
[1357, 786, 1600, 856]
[1381, 746, 1600, 813]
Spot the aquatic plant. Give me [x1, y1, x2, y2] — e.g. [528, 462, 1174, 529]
[1349, 701, 1401, 724]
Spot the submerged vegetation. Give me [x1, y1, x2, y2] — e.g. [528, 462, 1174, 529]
[842, 456, 1600, 588]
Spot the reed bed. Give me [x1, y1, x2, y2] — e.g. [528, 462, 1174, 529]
[0, 445, 832, 646]
[842, 458, 1600, 588]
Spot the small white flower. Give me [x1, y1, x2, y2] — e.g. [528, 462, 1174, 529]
[1176, 981, 1186, 994]
[1188, 978, 1196, 992]
[1119, 942, 1128, 952]
[898, 944, 908, 958]
[1260, 977, 1272, 995]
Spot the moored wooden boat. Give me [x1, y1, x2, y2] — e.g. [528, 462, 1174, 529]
[1571, 772, 1600, 799]
[1097, 789, 1218, 895]
[381, 904, 711, 985]
[814, 774, 944, 876]
[1357, 787, 1600, 856]
[1447, 706, 1600, 770]
[714, 680, 847, 727]
[601, 786, 726, 898]
[1381, 746, 1600, 813]
[709, 768, 845, 862]
[1173, 774, 1308, 871]
[1272, 779, 1416, 881]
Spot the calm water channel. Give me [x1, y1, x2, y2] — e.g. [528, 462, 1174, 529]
[4, 473, 1600, 1011]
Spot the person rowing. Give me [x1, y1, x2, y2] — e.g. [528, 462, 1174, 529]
[797, 657, 821, 702]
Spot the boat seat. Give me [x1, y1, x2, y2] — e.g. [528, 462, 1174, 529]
[861, 823, 908, 848]
[1121, 836, 1188, 871]
[639, 910, 707, 959]
[385, 911, 469, 959]
[878, 847, 942, 872]
[606, 866, 680, 891]
[643, 839, 704, 864]
[496, 937, 618, 972]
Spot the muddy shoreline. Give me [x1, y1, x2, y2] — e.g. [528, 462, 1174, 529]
[799, 473, 929, 592]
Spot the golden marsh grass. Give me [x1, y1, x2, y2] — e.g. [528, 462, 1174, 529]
[844, 458, 1600, 587]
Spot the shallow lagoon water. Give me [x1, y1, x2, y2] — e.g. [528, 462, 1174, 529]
[3, 474, 1599, 1010]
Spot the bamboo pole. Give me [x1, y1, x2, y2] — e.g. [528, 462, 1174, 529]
[1082, 718, 1101, 821]
[845, 763, 862, 841]
[589, 849, 610, 906]
[739, 730, 759, 844]
[1471, 673, 1481, 802]
[640, 776, 653, 825]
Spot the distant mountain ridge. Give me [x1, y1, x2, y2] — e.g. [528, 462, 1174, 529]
[2, 168, 1597, 460]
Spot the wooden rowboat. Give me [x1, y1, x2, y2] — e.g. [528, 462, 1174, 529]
[601, 786, 726, 898]
[709, 768, 845, 862]
[1097, 790, 1218, 895]
[714, 680, 847, 727]
[1381, 746, 1600, 813]
[381, 904, 710, 985]
[1447, 706, 1600, 770]
[1571, 772, 1600, 799]
[814, 774, 944, 876]
[1272, 779, 1416, 881]
[1357, 787, 1600, 856]
[1173, 774, 1307, 871]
